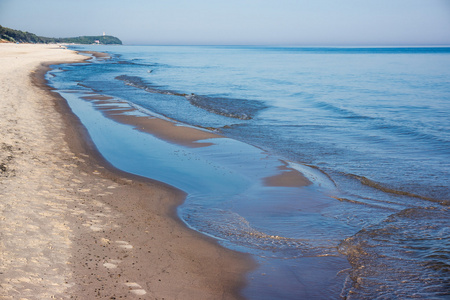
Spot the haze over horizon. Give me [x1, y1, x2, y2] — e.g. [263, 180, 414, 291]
[1, 0, 450, 46]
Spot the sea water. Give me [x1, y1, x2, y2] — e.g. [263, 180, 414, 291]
[48, 46, 450, 299]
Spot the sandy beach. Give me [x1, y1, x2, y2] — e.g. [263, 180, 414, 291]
[0, 44, 253, 299]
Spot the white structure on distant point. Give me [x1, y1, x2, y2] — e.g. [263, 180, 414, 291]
[103, 32, 106, 36]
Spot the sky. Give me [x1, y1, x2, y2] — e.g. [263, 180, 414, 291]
[1, 0, 449, 45]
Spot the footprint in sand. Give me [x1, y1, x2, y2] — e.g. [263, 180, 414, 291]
[103, 259, 122, 269]
[125, 282, 147, 296]
[102, 262, 118, 269]
[89, 224, 103, 232]
[100, 246, 147, 296]
[115, 240, 133, 249]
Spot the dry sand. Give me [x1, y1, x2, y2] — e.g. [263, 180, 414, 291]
[0, 44, 253, 299]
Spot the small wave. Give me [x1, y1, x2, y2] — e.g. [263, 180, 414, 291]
[333, 197, 399, 212]
[115, 75, 185, 96]
[370, 121, 450, 146]
[183, 207, 337, 258]
[186, 94, 267, 120]
[313, 100, 375, 120]
[115, 61, 159, 68]
[313, 100, 450, 146]
[346, 173, 448, 206]
[338, 207, 450, 299]
[288, 162, 337, 191]
[76, 82, 101, 93]
[115, 74, 267, 120]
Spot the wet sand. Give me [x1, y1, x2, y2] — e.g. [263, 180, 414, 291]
[0, 44, 253, 299]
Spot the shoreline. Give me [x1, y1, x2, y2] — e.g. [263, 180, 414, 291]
[51, 48, 349, 299]
[1, 44, 254, 298]
[48, 44, 450, 299]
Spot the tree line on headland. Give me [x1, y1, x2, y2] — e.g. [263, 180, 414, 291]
[0, 25, 122, 45]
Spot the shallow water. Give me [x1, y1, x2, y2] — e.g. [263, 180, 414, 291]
[48, 46, 450, 299]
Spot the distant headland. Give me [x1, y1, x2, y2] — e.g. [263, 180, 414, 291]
[0, 25, 122, 45]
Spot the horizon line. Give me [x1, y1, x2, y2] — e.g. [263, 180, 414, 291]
[116, 43, 450, 48]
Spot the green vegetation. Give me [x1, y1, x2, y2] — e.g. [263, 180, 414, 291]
[0, 25, 122, 44]
[57, 35, 122, 45]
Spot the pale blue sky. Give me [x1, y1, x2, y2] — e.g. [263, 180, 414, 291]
[1, 0, 449, 45]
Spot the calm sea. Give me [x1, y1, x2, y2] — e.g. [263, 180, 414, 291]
[49, 46, 450, 299]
